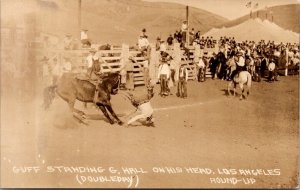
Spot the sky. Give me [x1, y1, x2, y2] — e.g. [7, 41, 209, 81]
[144, 0, 299, 20]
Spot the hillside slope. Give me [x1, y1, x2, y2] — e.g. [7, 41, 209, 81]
[57, 0, 228, 44]
[1, 0, 228, 45]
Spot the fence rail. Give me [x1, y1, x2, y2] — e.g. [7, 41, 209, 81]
[32, 43, 217, 86]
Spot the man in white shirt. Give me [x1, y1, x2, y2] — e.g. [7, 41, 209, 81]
[157, 58, 170, 97]
[176, 63, 188, 98]
[86, 49, 99, 73]
[197, 56, 206, 82]
[230, 52, 246, 80]
[138, 35, 150, 58]
[81, 29, 91, 48]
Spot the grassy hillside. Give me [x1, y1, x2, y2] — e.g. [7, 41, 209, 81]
[58, 0, 229, 44]
[217, 4, 300, 33]
[1, 0, 228, 45]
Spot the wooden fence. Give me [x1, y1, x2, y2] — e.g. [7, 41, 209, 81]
[57, 43, 219, 86]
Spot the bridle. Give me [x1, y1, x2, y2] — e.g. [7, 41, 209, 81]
[110, 74, 121, 95]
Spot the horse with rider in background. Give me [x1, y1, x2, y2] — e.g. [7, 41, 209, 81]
[227, 71, 252, 100]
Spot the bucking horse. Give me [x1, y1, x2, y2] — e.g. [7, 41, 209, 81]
[43, 72, 123, 125]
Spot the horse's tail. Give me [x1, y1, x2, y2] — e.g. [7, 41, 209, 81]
[246, 72, 252, 95]
[43, 85, 57, 110]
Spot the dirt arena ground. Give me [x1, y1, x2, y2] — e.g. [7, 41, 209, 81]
[1, 75, 299, 188]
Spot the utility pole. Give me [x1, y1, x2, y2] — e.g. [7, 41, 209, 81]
[186, 5, 189, 46]
[78, 0, 81, 39]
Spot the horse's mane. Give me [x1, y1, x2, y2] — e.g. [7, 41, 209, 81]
[102, 72, 119, 81]
[101, 72, 120, 88]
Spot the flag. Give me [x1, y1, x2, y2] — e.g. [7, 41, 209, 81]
[245, 1, 252, 8]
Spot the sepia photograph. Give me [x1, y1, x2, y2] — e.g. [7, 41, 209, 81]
[0, 0, 299, 188]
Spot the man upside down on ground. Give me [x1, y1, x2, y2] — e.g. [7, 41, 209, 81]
[123, 85, 155, 127]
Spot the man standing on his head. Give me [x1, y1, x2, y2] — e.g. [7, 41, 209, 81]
[124, 86, 155, 127]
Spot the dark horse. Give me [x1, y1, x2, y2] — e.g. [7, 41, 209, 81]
[215, 52, 228, 80]
[44, 72, 123, 125]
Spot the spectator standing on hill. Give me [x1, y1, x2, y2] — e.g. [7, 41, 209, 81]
[189, 28, 195, 45]
[181, 21, 188, 45]
[195, 30, 201, 40]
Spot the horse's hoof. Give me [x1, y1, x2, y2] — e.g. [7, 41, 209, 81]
[118, 121, 124, 126]
[109, 120, 115, 125]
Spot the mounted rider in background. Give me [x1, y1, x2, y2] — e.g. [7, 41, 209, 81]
[230, 51, 247, 80]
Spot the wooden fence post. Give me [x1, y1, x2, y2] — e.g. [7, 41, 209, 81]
[149, 43, 157, 85]
[194, 44, 200, 63]
[173, 42, 182, 81]
[121, 43, 129, 61]
[121, 44, 134, 89]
